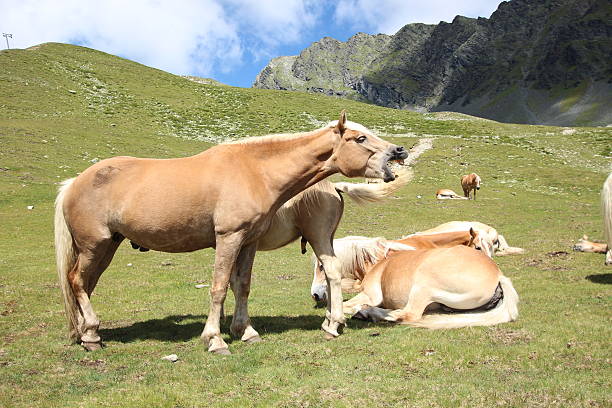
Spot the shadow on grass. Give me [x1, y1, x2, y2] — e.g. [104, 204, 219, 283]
[585, 273, 612, 284]
[100, 313, 330, 343]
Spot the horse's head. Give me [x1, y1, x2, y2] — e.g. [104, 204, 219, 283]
[573, 235, 593, 252]
[475, 174, 482, 190]
[467, 227, 494, 258]
[327, 111, 407, 182]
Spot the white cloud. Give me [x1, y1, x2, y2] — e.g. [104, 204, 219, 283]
[334, 0, 501, 35]
[1, 0, 502, 81]
[0, 0, 323, 76]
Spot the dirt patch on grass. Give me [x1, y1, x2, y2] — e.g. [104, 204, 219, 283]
[487, 328, 533, 345]
[78, 358, 107, 372]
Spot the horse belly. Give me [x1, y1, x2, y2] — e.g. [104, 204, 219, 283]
[119, 215, 216, 253]
[256, 216, 300, 251]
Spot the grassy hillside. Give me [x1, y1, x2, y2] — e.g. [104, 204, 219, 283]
[1, 43, 611, 407]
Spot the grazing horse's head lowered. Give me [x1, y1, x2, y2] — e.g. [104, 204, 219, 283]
[328, 112, 407, 182]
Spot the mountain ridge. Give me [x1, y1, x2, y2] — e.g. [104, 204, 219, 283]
[253, 0, 612, 126]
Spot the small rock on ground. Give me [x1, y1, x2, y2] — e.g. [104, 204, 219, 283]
[161, 354, 179, 362]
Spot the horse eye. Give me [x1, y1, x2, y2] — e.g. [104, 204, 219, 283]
[475, 246, 482, 250]
[319, 264, 324, 271]
[356, 135, 367, 143]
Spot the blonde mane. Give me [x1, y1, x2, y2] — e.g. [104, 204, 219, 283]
[273, 180, 338, 226]
[314, 236, 414, 281]
[225, 120, 373, 146]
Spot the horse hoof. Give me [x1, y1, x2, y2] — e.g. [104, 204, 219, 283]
[245, 335, 263, 344]
[323, 331, 338, 340]
[211, 347, 231, 355]
[81, 341, 103, 351]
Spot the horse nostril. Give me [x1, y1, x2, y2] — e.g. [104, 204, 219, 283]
[313, 293, 320, 302]
[396, 146, 405, 153]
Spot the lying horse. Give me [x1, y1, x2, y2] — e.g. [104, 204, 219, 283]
[435, 188, 467, 200]
[573, 235, 608, 254]
[461, 173, 481, 200]
[604, 173, 612, 265]
[416, 221, 524, 256]
[55, 111, 408, 353]
[311, 229, 491, 302]
[343, 246, 519, 329]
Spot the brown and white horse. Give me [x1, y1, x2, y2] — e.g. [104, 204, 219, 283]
[435, 188, 467, 200]
[54, 111, 408, 354]
[603, 173, 612, 265]
[461, 173, 481, 200]
[343, 246, 519, 329]
[310, 229, 492, 302]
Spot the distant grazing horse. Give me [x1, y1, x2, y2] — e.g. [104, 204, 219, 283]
[54, 111, 408, 354]
[603, 173, 612, 265]
[310, 229, 491, 302]
[461, 173, 481, 199]
[435, 188, 467, 200]
[343, 246, 519, 329]
[572, 235, 608, 254]
[417, 221, 524, 256]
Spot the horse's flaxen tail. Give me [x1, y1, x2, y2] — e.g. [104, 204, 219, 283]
[406, 276, 519, 329]
[603, 173, 612, 264]
[333, 168, 413, 205]
[54, 178, 81, 341]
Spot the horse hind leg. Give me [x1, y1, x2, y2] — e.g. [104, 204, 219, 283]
[229, 243, 261, 343]
[368, 289, 433, 324]
[69, 240, 119, 350]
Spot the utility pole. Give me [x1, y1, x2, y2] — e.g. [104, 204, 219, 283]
[3, 33, 13, 49]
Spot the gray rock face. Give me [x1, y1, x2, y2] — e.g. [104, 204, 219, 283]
[253, 0, 612, 126]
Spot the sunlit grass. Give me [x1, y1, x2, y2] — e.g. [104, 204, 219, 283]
[1, 42, 611, 408]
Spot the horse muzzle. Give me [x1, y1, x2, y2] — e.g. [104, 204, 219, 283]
[383, 146, 408, 182]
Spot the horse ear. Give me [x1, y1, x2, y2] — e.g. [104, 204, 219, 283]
[336, 110, 347, 134]
[466, 228, 476, 246]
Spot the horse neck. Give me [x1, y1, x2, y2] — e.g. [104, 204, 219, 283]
[249, 128, 338, 204]
[405, 232, 470, 247]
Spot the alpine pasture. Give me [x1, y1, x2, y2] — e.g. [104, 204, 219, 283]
[1, 43, 611, 407]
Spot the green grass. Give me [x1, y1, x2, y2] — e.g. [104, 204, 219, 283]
[1, 43, 611, 408]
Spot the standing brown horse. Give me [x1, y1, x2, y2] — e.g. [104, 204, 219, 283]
[54, 111, 407, 354]
[258, 170, 410, 255]
[461, 173, 481, 199]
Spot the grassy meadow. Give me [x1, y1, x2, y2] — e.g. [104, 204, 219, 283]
[1, 43, 611, 407]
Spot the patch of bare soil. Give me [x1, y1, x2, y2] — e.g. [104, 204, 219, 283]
[487, 327, 533, 345]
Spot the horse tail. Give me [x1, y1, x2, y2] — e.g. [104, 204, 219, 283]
[54, 178, 81, 341]
[333, 168, 413, 205]
[406, 275, 519, 329]
[603, 173, 612, 261]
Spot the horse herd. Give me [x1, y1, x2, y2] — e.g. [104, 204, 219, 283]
[54, 112, 611, 355]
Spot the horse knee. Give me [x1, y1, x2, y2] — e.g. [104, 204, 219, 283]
[210, 288, 228, 304]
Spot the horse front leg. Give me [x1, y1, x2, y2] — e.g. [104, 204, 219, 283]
[319, 254, 346, 338]
[229, 243, 261, 343]
[201, 232, 244, 355]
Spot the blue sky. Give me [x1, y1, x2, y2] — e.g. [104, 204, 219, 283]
[1, 0, 502, 88]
